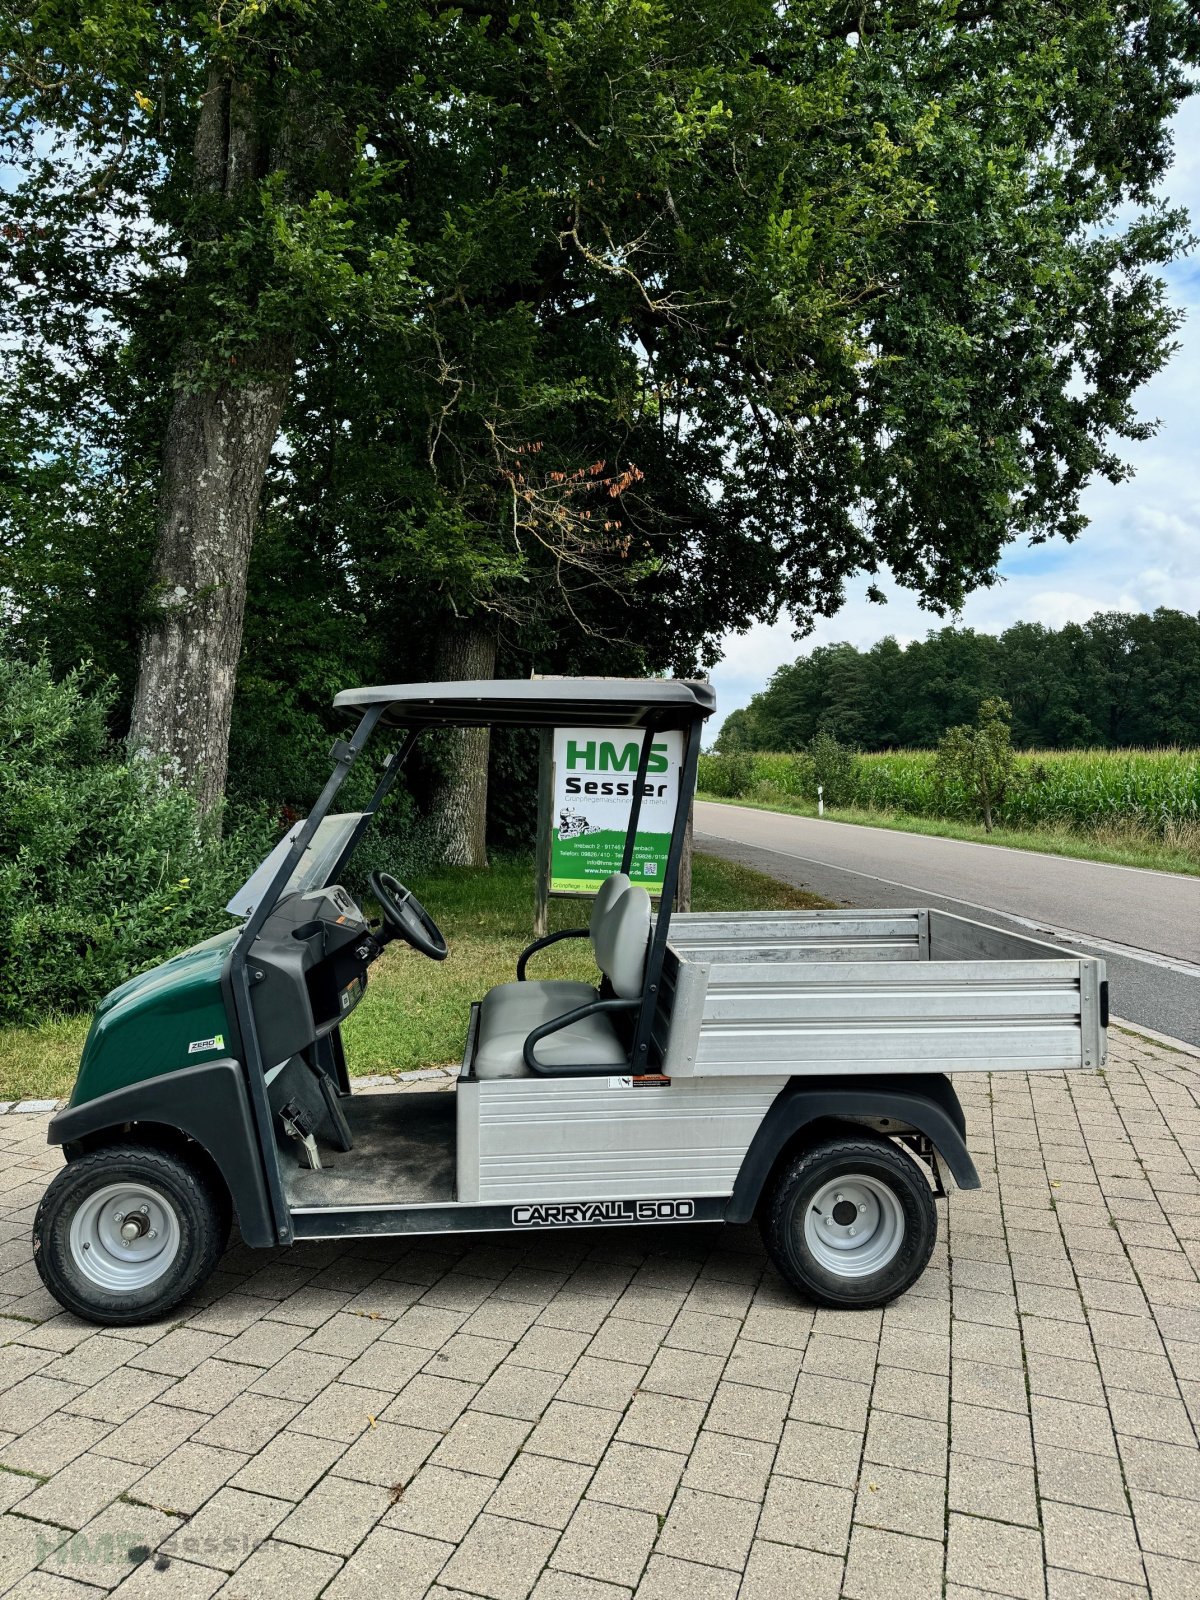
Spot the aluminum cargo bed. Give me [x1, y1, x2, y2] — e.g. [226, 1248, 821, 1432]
[656, 908, 1107, 1079]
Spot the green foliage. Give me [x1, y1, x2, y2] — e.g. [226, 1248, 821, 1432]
[0, 0, 422, 743]
[277, 1, 1200, 665]
[725, 610, 1200, 752]
[699, 744, 1200, 840]
[713, 709, 757, 754]
[4, 2, 1199, 790]
[935, 699, 1019, 832]
[806, 732, 859, 808]
[0, 652, 277, 1023]
[700, 750, 758, 799]
[701, 731, 858, 807]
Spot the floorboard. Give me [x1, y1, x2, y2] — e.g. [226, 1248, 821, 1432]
[282, 1088, 457, 1209]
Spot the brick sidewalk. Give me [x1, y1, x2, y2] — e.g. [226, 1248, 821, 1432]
[0, 1029, 1197, 1600]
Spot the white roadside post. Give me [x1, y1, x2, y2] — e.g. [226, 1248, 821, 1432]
[818, 783, 824, 818]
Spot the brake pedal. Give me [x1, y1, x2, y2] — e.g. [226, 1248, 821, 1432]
[279, 1098, 323, 1171]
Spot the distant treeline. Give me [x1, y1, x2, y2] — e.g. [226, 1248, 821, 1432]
[717, 609, 1200, 752]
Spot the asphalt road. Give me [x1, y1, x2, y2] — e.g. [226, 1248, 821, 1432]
[696, 800, 1200, 1047]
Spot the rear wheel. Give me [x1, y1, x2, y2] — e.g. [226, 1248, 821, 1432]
[761, 1136, 937, 1309]
[33, 1144, 229, 1325]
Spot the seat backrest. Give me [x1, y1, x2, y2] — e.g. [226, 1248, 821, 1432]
[592, 882, 652, 1000]
[588, 872, 630, 941]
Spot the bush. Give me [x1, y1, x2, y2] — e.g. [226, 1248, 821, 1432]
[701, 736, 858, 806]
[349, 809, 446, 894]
[805, 731, 859, 806]
[934, 698, 1019, 832]
[697, 750, 757, 798]
[0, 653, 278, 1024]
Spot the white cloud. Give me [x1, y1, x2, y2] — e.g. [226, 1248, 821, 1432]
[709, 97, 1200, 735]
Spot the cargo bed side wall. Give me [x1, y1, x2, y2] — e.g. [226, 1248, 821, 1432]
[927, 910, 1106, 1069]
[666, 910, 924, 965]
[662, 909, 1100, 1080]
[926, 909, 1067, 962]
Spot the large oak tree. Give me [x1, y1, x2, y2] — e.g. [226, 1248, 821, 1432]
[2, 0, 419, 810]
[3, 2, 1197, 850]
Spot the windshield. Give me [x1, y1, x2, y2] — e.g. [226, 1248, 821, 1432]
[225, 813, 365, 917]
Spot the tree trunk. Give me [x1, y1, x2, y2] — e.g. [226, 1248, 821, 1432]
[430, 619, 498, 867]
[127, 371, 290, 814]
[980, 787, 993, 832]
[127, 73, 293, 818]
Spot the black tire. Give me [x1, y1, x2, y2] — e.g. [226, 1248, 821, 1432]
[32, 1144, 230, 1326]
[761, 1136, 937, 1309]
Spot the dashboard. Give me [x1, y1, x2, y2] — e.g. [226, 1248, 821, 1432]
[245, 886, 376, 1065]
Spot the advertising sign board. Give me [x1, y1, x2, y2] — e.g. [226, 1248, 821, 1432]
[549, 727, 683, 895]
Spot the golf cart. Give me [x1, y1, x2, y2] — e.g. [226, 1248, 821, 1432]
[33, 678, 1108, 1325]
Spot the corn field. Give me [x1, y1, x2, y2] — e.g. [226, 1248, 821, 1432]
[697, 748, 1200, 840]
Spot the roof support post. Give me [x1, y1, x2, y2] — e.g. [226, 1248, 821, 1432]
[234, 703, 386, 952]
[226, 702, 385, 1248]
[328, 727, 420, 884]
[620, 725, 657, 874]
[629, 716, 702, 1070]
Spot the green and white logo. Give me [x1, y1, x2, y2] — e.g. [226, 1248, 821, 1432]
[187, 1034, 225, 1055]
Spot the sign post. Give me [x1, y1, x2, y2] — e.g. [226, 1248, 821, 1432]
[532, 731, 554, 936]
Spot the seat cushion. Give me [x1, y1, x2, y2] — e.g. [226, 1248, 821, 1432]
[474, 981, 626, 1079]
[485, 979, 597, 1012]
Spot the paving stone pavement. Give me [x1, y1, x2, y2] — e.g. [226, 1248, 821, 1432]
[0, 1027, 1198, 1600]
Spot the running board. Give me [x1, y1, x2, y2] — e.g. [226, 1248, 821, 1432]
[289, 1195, 727, 1239]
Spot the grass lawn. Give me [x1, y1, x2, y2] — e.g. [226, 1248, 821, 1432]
[698, 793, 1200, 876]
[0, 852, 830, 1103]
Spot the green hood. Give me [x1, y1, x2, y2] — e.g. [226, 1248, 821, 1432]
[73, 927, 240, 1107]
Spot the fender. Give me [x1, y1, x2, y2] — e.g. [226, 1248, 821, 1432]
[727, 1073, 980, 1226]
[46, 1059, 275, 1247]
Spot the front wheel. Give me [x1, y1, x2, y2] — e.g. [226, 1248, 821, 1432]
[761, 1136, 937, 1309]
[33, 1144, 229, 1325]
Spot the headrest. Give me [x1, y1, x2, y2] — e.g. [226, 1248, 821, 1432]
[592, 883, 652, 1000]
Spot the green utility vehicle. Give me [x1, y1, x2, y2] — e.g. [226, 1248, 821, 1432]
[33, 678, 1107, 1324]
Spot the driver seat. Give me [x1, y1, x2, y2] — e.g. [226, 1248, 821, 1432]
[474, 880, 651, 1078]
[480, 871, 630, 1017]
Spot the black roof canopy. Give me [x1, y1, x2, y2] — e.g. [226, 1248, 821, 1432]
[332, 677, 715, 731]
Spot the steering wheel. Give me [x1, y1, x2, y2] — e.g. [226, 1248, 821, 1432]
[369, 872, 449, 962]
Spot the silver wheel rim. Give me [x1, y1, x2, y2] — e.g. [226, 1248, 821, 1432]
[802, 1172, 905, 1279]
[68, 1182, 182, 1292]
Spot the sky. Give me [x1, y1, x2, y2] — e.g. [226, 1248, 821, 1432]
[708, 95, 1200, 738]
